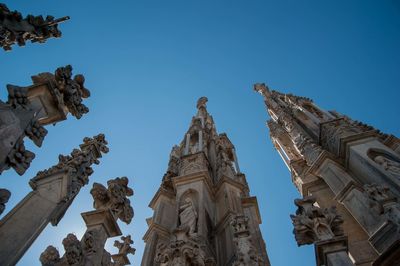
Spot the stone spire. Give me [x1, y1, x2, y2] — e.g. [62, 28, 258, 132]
[254, 83, 400, 265]
[142, 97, 270, 266]
[0, 3, 69, 51]
[0, 134, 108, 266]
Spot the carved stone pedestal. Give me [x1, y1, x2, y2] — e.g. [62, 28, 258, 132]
[315, 236, 354, 266]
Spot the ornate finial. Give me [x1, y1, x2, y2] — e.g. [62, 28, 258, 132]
[253, 83, 269, 95]
[196, 96, 208, 109]
[0, 3, 69, 51]
[90, 176, 134, 224]
[114, 235, 136, 256]
[31, 65, 90, 119]
[290, 196, 344, 246]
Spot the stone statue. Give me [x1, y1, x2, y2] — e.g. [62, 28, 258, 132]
[39, 246, 60, 266]
[90, 176, 134, 224]
[179, 198, 198, 235]
[374, 155, 400, 177]
[197, 97, 208, 109]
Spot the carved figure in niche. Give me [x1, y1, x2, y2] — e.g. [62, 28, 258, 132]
[375, 155, 400, 176]
[179, 198, 198, 235]
[368, 149, 400, 178]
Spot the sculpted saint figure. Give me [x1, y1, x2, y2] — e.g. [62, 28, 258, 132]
[374, 155, 400, 177]
[179, 198, 198, 235]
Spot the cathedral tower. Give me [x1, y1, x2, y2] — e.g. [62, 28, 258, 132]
[141, 97, 270, 265]
[254, 83, 400, 265]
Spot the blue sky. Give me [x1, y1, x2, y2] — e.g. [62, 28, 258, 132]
[1, 1, 399, 265]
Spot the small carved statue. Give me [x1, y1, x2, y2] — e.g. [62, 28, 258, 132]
[39, 245, 60, 266]
[179, 198, 198, 235]
[374, 155, 400, 177]
[90, 176, 134, 224]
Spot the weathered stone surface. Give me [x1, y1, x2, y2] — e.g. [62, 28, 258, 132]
[0, 3, 69, 51]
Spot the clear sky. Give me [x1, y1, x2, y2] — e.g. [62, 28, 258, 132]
[0, 1, 399, 265]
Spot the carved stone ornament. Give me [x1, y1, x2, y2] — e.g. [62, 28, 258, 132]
[82, 229, 101, 254]
[154, 232, 213, 266]
[290, 196, 344, 246]
[0, 3, 69, 51]
[180, 152, 209, 176]
[31, 65, 91, 119]
[320, 118, 359, 156]
[231, 215, 263, 266]
[39, 245, 61, 266]
[6, 140, 35, 175]
[90, 176, 134, 224]
[0, 188, 11, 215]
[30, 134, 109, 203]
[113, 235, 136, 257]
[40, 234, 84, 266]
[364, 184, 400, 226]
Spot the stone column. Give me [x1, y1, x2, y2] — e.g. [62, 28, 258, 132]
[199, 130, 203, 152]
[290, 196, 354, 266]
[232, 148, 241, 174]
[0, 65, 90, 176]
[0, 3, 69, 51]
[184, 133, 190, 155]
[39, 176, 135, 266]
[0, 134, 108, 266]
